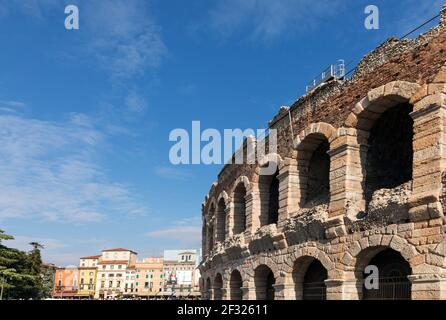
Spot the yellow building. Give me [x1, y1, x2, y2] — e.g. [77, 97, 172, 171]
[135, 257, 164, 298]
[77, 255, 100, 299]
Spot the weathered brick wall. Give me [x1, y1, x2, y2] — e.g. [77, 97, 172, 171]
[204, 19, 446, 212]
[200, 7, 446, 300]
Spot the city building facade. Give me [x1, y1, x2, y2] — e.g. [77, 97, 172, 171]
[199, 7, 446, 300]
[52, 266, 79, 299]
[77, 255, 100, 298]
[95, 248, 137, 299]
[134, 257, 164, 298]
[163, 249, 201, 297]
[124, 266, 136, 297]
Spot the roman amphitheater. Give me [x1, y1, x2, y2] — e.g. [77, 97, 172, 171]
[199, 6, 446, 300]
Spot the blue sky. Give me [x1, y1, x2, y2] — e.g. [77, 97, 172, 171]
[0, 0, 443, 266]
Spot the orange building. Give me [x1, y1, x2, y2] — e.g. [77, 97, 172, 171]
[53, 266, 79, 299]
[135, 257, 164, 298]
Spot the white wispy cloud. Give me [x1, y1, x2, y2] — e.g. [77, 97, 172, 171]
[0, 112, 147, 223]
[146, 226, 201, 243]
[145, 215, 201, 247]
[0, 100, 27, 113]
[84, 0, 167, 80]
[155, 166, 193, 181]
[208, 0, 343, 42]
[0, 0, 58, 19]
[125, 90, 148, 114]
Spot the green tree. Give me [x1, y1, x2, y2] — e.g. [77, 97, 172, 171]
[0, 230, 35, 299]
[27, 242, 45, 298]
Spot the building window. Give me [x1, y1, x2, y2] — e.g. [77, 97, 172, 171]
[111, 265, 114, 269]
[145, 282, 149, 288]
[118, 265, 122, 269]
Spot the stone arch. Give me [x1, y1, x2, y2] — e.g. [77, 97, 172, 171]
[232, 175, 251, 193]
[215, 193, 229, 243]
[295, 124, 333, 208]
[207, 197, 217, 217]
[353, 245, 414, 300]
[254, 155, 282, 227]
[253, 264, 276, 300]
[207, 201, 216, 253]
[347, 236, 418, 270]
[229, 269, 244, 300]
[290, 256, 329, 300]
[205, 277, 212, 300]
[256, 152, 284, 172]
[217, 190, 231, 207]
[343, 81, 420, 211]
[213, 273, 223, 300]
[250, 256, 281, 282]
[282, 247, 335, 283]
[293, 122, 336, 149]
[343, 81, 421, 130]
[231, 176, 250, 235]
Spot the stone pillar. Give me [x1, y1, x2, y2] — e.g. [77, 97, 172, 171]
[409, 91, 446, 222]
[277, 158, 299, 226]
[241, 286, 257, 300]
[328, 128, 365, 219]
[225, 202, 234, 239]
[212, 286, 223, 300]
[220, 286, 229, 300]
[325, 279, 360, 300]
[409, 274, 446, 300]
[208, 288, 215, 300]
[273, 283, 295, 300]
[245, 190, 260, 234]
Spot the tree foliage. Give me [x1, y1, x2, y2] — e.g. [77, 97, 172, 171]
[0, 229, 49, 299]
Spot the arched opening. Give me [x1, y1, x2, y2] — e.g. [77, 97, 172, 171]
[297, 133, 330, 207]
[208, 225, 214, 253]
[229, 270, 243, 300]
[361, 248, 411, 300]
[292, 256, 327, 300]
[205, 277, 212, 300]
[202, 220, 207, 257]
[233, 183, 247, 234]
[216, 198, 227, 242]
[303, 260, 327, 300]
[364, 102, 413, 204]
[208, 203, 215, 253]
[213, 273, 223, 300]
[258, 168, 279, 226]
[254, 265, 275, 300]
